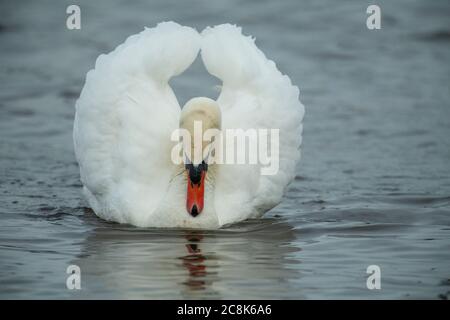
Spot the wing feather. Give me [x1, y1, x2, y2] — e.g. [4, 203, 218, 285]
[74, 22, 200, 225]
[201, 24, 305, 225]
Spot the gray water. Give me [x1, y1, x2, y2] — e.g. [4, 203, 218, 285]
[0, 0, 449, 299]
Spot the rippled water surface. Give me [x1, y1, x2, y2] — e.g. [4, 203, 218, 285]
[0, 0, 449, 299]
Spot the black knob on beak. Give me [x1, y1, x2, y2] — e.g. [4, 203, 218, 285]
[186, 161, 208, 186]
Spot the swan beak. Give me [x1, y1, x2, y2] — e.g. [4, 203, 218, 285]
[186, 164, 207, 217]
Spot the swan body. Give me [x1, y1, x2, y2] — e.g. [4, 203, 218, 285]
[73, 22, 305, 229]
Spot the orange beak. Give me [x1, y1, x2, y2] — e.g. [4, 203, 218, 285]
[186, 164, 207, 217]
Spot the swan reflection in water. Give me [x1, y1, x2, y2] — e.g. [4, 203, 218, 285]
[72, 216, 302, 299]
[180, 233, 209, 291]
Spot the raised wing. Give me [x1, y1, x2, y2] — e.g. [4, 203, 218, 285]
[73, 22, 200, 226]
[201, 24, 305, 225]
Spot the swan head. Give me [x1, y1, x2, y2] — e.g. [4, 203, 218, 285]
[179, 97, 221, 217]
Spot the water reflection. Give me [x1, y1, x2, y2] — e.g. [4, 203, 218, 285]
[181, 233, 207, 290]
[178, 232, 222, 299]
[72, 218, 303, 299]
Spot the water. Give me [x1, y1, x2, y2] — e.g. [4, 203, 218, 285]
[0, 0, 449, 299]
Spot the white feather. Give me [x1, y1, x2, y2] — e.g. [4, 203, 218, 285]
[201, 24, 305, 225]
[74, 22, 200, 226]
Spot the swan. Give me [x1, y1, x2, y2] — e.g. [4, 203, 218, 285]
[73, 22, 305, 229]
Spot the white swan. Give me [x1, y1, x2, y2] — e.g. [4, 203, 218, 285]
[73, 22, 304, 229]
